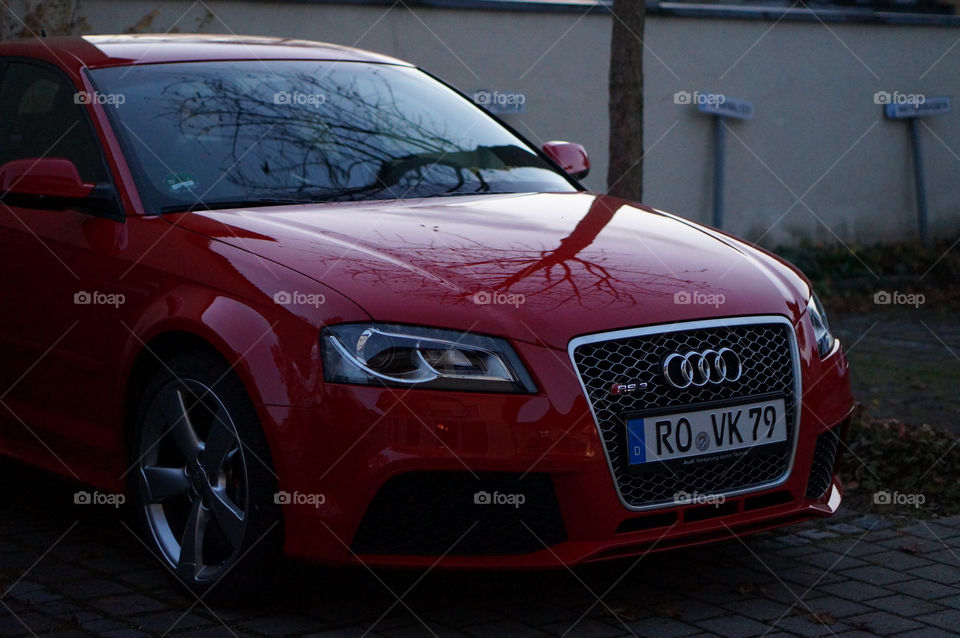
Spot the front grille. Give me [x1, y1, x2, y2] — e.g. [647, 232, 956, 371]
[351, 472, 566, 556]
[806, 427, 841, 498]
[570, 318, 799, 509]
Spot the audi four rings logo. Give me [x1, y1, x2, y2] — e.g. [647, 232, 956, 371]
[662, 348, 742, 389]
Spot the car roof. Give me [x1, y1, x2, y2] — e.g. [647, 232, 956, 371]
[0, 34, 412, 71]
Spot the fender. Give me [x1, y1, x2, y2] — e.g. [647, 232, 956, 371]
[117, 284, 368, 416]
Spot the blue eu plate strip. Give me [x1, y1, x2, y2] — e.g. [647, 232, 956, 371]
[626, 418, 646, 465]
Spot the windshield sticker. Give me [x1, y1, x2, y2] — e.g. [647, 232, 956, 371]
[164, 172, 198, 193]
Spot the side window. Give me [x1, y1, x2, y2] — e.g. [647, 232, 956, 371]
[0, 61, 107, 184]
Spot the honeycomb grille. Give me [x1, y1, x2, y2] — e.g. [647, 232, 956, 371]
[571, 320, 798, 508]
[806, 426, 841, 499]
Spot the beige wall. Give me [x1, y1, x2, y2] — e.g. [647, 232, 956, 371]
[82, 1, 960, 245]
[643, 17, 960, 245]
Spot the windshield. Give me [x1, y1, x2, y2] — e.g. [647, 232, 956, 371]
[89, 61, 576, 213]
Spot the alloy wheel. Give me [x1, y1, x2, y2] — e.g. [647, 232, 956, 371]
[137, 379, 249, 584]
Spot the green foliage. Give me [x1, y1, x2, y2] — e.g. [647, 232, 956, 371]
[841, 407, 960, 517]
[774, 238, 960, 312]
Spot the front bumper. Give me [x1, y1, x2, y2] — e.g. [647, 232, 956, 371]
[352, 479, 845, 570]
[258, 316, 854, 569]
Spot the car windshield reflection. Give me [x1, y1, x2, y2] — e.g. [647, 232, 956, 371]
[90, 61, 576, 214]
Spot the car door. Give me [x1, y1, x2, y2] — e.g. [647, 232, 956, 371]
[0, 58, 137, 478]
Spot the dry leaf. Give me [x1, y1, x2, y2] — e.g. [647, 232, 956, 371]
[654, 604, 682, 619]
[809, 612, 838, 625]
[604, 606, 642, 622]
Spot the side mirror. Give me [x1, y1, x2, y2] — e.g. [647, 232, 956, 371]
[0, 158, 96, 199]
[542, 141, 590, 180]
[0, 158, 121, 219]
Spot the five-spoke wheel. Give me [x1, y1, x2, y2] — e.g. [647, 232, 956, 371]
[132, 351, 281, 600]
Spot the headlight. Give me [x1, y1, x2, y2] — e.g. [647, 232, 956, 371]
[807, 292, 836, 358]
[322, 323, 537, 393]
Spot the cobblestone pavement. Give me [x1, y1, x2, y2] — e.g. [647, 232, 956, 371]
[2, 462, 959, 637]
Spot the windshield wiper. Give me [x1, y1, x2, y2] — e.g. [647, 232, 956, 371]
[158, 187, 526, 215]
[428, 191, 519, 198]
[158, 197, 337, 214]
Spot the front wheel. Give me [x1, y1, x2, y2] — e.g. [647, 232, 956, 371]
[131, 351, 282, 601]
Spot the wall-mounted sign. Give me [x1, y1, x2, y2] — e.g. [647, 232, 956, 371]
[692, 93, 755, 229]
[880, 94, 950, 247]
[696, 95, 754, 120]
[884, 96, 951, 119]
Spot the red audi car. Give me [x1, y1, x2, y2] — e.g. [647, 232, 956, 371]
[0, 35, 853, 598]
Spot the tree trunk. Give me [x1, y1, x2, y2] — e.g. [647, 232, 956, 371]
[606, 0, 645, 202]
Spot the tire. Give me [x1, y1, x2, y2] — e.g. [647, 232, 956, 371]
[130, 350, 282, 602]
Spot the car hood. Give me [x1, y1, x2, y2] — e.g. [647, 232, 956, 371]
[169, 192, 809, 349]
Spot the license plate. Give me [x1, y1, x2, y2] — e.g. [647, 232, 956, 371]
[625, 397, 787, 466]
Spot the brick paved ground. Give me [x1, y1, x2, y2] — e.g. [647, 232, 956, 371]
[1, 461, 959, 637]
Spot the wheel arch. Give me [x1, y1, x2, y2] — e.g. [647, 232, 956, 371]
[122, 330, 230, 451]
[117, 293, 323, 490]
